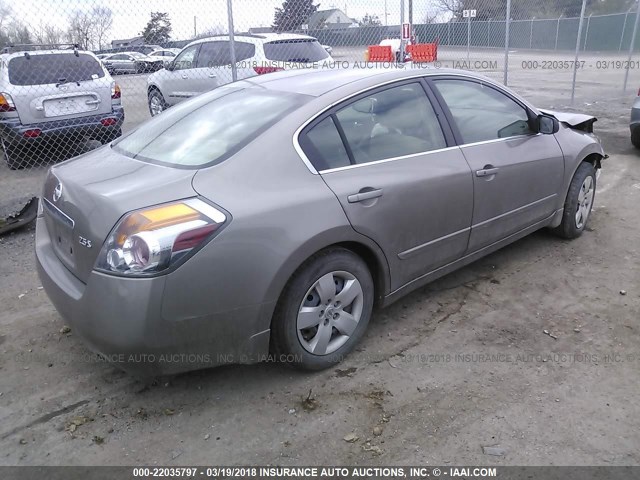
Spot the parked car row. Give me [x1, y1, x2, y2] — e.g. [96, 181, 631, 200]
[0, 35, 334, 169]
[100, 51, 165, 74]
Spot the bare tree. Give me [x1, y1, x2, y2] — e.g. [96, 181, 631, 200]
[66, 11, 96, 50]
[6, 20, 33, 44]
[32, 20, 65, 47]
[92, 6, 113, 50]
[195, 24, 226, 39]
[0, 0, 11, 32]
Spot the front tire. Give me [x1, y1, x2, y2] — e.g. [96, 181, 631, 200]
[148, 89, 167, 117]
[271, 247, 374, 371]
[554, 162, 597, 239]
[632, 127, 640, 149]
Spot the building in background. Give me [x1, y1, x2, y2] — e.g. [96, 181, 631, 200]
[111, 36, 145, 48]
[304, 8, 358, 30]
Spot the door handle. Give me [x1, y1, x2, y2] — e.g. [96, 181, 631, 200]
[208, 73, 216, 78]
[181, 74, 188, 79]
[348, 188, 383, 203]
[476, 167, 499, 177]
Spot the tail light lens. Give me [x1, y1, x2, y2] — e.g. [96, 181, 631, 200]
[100, 117, 118, 126]
[253, 66, 284, 75]
[96, 198, 227, 276]
[23, 128, 42, 138]
[0, 92, 16, 112]
[111, 82, 121, 99]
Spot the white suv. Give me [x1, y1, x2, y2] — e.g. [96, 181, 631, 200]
[146, 33, 332, 116]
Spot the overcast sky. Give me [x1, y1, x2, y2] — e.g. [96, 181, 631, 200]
[12, 0, 445, 43]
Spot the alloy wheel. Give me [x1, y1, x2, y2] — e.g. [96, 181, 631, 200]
[149, 94, 164, 116]
[296, 271, 364, 356]
[575, 175, 594, 229]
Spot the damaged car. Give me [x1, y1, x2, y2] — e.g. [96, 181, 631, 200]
[36, 69, 605, 375]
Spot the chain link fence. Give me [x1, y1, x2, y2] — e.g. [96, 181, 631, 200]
[0, 0, 639, 207]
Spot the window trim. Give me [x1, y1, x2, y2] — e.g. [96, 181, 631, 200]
[296, 77, 455, 174]
[427, 76, 539, 146]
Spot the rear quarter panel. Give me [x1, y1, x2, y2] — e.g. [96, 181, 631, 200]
[164, 105, 390, 336]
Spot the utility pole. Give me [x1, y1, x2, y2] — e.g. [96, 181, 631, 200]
[571, 0, 588, 103]
[409, 0, 413, 29]
[384, 0, 388, 26]
[624, 0, 640, 92]
[194, 16, 197, 37]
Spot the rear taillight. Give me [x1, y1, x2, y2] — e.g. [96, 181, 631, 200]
[96, 198, 226, 276]
[637, 87, 640, 96]
[111, 82, 121, 99]
[100, 117, 118, 127]
[253, 66, 284, 75]
[23, 129, 42, 138]
[0, 92, 16, 112]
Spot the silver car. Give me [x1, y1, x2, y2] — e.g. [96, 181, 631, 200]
[0, 47, 124, 169]
[36, 68, 605, 376]
[102, 51, 163, 74]
[146, 33, 332, 116]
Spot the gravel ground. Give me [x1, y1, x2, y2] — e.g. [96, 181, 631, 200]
[0, 49, 639, 467]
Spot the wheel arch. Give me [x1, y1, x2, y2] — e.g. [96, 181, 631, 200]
[265, 233, 391, 333]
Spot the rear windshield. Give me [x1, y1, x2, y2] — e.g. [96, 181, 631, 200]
[263, 39, 329, 63]
[8, 53, 105, 86]
[113, 87, 308, 168]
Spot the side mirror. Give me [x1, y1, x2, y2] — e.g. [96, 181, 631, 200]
[165, 61, 175, 71]
[538, 114, 559, 134]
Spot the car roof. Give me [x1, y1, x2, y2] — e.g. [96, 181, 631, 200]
[0, 49, 94, 60]
[236, 67, 494, 98]
[186, 32, 318, 48]
[108, 51, 145, 56]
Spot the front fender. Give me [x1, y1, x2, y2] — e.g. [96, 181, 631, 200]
[550, 126, 605, 225]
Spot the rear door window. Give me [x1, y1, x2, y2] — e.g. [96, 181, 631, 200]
[335, 83, 447, 164]
[263, 39, 329, 63]
[8, 53, 105, 86]
[299, 117, 351, 171]
[196, 41, 255, 68]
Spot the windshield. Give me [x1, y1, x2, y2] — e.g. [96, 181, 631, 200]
[8, 53, 105, 86]
[128, 52, 146, 58]
[113, 87, 308, 168]
[263, 39, 329, 63]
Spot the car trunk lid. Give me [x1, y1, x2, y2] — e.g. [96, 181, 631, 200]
[42, 146, 198, 283]
[8, 52, 113, 125]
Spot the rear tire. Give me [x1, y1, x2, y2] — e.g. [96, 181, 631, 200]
[632, 127, 640, 149]
[148, 89, 167, 117]
[2, 139, 24, 170]
[270, 247, 374, 371]
[553, 162, 597, 239]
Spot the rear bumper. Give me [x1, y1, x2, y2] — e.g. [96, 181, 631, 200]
[35, 216, 272, 376]
[0, 106, 124, 145]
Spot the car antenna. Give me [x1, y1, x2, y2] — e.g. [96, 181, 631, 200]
[23, 51, 31, 59]
[74, 44, 79, 57]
